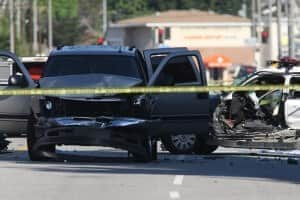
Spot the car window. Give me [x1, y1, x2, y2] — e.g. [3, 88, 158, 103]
[0, 56, 28, 87]
[0, 61, 12, 85]
[150, 55, 165, 72]
[149, 53, 197, 74]
[259, 90, 282, 107]
[246, 75, 285, 97]
[44, 55, 142, 78]
[154, 55, 198, 86]
[289, 77, 300, 98]
[259, 90, 282, 116]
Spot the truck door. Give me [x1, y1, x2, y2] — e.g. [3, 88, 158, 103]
[0, 52, 35, 136]
[147, 51, 209, 136]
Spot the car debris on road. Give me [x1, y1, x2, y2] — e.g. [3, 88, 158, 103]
[0, 133, 9, 151]
[213, 57, 300, 150]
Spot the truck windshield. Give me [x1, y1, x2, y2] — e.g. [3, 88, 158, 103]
[44, 55, 141, 78]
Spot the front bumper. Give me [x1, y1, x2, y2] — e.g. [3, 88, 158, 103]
[34, 116, 157, 155]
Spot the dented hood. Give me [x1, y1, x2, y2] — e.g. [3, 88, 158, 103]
[39, 73, 143, 88]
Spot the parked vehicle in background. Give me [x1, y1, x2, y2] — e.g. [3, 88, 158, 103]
[0, 56, 47, 140]
[0, 53, 35, 140]
[232, 65, 257, 85]
[20, 57, 47, 81]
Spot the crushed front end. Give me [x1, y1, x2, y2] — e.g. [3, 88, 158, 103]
[213, 92, 300, 150]
[30, 94, 158, 160]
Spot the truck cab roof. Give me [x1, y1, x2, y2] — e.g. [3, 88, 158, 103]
[50, 45, 137, 56]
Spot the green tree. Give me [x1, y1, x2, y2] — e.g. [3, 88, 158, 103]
[108, 0, 149, 21]
[108, 0, 249, 22]
[147, 0, 247, 15]
[53, 0, 78, 18]
[52, 0, 80, 45]
[0, 16, 9, 51]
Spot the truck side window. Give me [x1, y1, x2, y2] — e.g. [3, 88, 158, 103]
[154, 56, 197, 86]
[150, 55, 166, 72]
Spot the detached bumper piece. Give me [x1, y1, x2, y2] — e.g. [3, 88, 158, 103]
[0, 134, 10, 152]
[34, 116, 157, 161]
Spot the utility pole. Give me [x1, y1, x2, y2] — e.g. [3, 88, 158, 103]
[16, 0, 21, 40]
[257, 0, 262, 44]
[9, 0, 15, 52]
[268, 0, 273, 59]
[33, 0, 38, 54]
[48, 0, 53, 51]
[1, 0, 8, 11]
[288, 0, 295, 57]
[102, 0, 107, 36]
[277, 0, 282, 58]
[252, 0, 257, 37]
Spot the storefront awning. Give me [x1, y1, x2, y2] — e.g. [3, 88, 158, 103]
[204, 54, 232, 68]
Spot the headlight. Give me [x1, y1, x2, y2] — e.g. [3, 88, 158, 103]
[45, 100, 53, 110]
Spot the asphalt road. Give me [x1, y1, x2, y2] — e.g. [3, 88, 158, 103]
[1, 138, 300, 200]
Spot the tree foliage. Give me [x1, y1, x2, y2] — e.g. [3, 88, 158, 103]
[0, 16, 9, 51]
[0, 0, 250, 55]
[110, 0, 249, 20]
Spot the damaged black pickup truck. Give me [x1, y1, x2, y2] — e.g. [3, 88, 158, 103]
[21, 45, 218, 161]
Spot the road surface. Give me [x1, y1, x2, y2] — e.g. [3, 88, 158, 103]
[0, 138, 299, 200]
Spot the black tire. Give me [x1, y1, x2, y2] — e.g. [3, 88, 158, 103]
[27, 117, 55, 161]
[0, 134, 9, 152]
[132, 137, 157, 162]
[161, 134, 196, 154]
[162, 134, 218, 155]
[193, 137, 218, 155]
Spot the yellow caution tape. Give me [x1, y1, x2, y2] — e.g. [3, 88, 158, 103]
[0, 85, 298, 96]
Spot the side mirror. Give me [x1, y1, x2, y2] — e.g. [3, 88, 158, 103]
[8, 74, 27, 86]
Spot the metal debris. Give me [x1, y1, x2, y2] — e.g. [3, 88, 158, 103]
[287, 158, 299, 165]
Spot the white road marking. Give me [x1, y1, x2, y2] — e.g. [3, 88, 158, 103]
[173, 175, 184, 185]
[169, 191, 180, 199]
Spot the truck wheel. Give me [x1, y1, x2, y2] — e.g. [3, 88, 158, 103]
[0, 134, 9, 152]
[27, 117, 55, 161]
[161, 134, 196, 154]
[194, 137, 218, 155]
[132, 137, 157, 162]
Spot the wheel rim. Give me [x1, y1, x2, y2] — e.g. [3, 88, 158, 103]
[171, 134, 196, 151]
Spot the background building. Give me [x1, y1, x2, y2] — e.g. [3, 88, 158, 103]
[107, 10, 255, 83]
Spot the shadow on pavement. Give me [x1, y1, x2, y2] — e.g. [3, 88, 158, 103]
[0, 150, 300, 184]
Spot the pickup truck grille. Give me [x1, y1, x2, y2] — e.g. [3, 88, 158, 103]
[46, 97, 132, 117]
